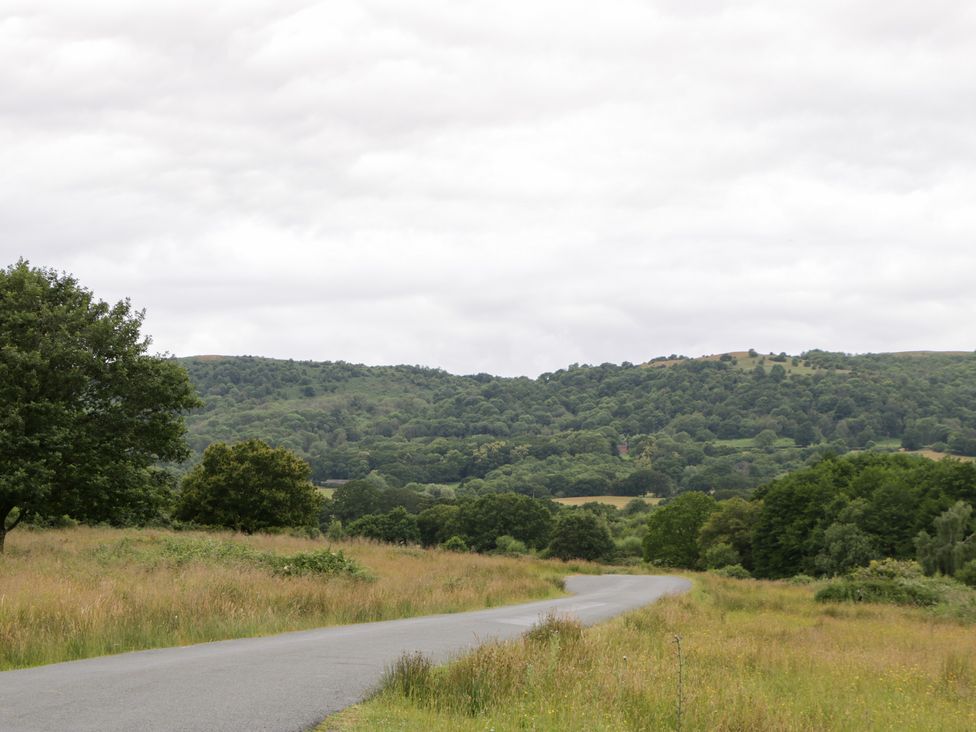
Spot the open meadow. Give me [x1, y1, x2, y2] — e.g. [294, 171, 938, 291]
[329, 573, 976, 732]
[553, 495, 660, 509]
[0, 527, 575, 670]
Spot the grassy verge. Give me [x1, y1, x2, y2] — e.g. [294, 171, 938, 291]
[0, 527, 575, 670]
[328, 573, 976, 731]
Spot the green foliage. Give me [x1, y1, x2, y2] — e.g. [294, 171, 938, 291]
[417, 504, 461, 547]
[614, 535, 644, 558]
[815, 577, 943, 607]
[266, 548, 367, 578]
[458, 493, 554, 552]
[0, 261, 200, 549]
[176, 440, 321, 533]
[814, 558, 946, 607]
[915, 501, 976, 577]
[347, 507, 421, 544]
[713, 563, 752, 579]
[493, 535, 528, 555]
[440, 535, 469, 552]
[956, 560, 976, 588]
[642, 491, 717, 568]
[813, 521, 879, 576]
[697, 497, 760, 570]
[178, 351, 976, 500]
[547, 510, 615, 561]
[702, 542, 741, 569]
[751, 453, 976, 578]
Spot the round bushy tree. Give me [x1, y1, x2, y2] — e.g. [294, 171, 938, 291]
[176, 440, 321, 533]
[548, 510, 615, 561]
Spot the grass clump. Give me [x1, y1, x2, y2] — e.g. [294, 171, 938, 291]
[328, 573, 976, 731]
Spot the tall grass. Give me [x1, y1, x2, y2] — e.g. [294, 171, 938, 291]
[0, 527, 568, 670]
[331, 574, 976, 731]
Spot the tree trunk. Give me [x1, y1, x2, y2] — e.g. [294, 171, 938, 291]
[0, 506, 23, 554]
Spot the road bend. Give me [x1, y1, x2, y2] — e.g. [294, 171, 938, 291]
[0, 574, 691, 732]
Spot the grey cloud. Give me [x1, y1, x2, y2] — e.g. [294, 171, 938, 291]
[2, 1, 975, 375]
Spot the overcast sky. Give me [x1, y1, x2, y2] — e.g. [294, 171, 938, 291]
[3, 1, 975, 376]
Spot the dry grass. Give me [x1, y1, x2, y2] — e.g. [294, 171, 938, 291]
[332, 573, 976, 731]
[0, 527, 568, 670]
[554, 495, 660, 508]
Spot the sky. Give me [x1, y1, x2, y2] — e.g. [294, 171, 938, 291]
[3, 1, 975, 376]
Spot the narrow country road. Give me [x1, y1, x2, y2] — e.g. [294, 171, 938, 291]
[0, 574, 691, 732]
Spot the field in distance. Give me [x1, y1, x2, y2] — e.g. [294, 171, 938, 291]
[553, 495, 660, 508]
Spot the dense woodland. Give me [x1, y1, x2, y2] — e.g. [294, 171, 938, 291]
[180, 350, 976, 497]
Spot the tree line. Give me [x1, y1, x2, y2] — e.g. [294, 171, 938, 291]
[643, 452, 976, 583]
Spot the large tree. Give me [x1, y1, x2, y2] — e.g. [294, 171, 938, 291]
[0, 261, 200, 551]
[642, 491, 717, 568]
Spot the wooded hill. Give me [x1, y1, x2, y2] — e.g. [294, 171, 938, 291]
[179, 350, 976, 497]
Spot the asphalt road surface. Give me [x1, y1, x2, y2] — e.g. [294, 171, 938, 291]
[0, 574, 691, 732]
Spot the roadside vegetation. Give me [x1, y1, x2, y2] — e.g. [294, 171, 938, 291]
[327, 573, 976, 732]
[0, 527, 573, 670]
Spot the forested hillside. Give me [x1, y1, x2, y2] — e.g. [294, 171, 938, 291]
[180, 350, 976, 497]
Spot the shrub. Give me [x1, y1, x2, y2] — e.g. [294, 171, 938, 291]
[703, 542, 741, 569]
[815, 578, 943, 607]
[494, 535, 528, 555]
[267, 548, 368, 578]
[956, 560, 976, 588]
[852, 558, 923, 580]
[615, 535, 644, 558]
[714, 564, 752, 579]
[441, 535, 469, 552]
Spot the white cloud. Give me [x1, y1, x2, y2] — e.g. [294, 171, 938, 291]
[2, 1, 975, 375]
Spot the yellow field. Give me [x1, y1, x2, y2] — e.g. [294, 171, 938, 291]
[0, 527, 572, 670]
[908, 449, 976, 463]
[332, 573, 976, 731]
[554, 495, 660, 508]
